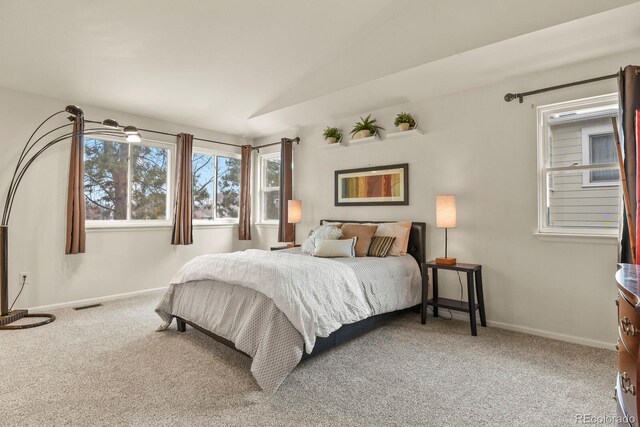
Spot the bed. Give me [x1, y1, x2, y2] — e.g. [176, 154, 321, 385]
[155, 220, 427, 393]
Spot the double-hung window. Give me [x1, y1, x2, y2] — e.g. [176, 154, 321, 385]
[192, 149, 241, 223]
[84, 138, 172, 225]
[537, 93, 620, 236]
[259, 153, 281, 223]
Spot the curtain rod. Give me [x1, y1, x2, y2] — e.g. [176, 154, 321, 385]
[504, 72, 619, 103]
[253, 137, 300, 151]
[86, 119, 299, 151]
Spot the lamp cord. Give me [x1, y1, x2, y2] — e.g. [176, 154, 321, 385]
[9, 275, 27, 312]
[429, 272, 464, 321]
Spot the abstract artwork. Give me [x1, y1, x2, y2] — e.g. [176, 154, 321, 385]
[334, 164, 408, 206]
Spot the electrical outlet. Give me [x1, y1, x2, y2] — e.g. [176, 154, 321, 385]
[19, 272, 30, 285]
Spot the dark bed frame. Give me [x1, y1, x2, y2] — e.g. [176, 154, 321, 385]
[175, 220, 427, 361]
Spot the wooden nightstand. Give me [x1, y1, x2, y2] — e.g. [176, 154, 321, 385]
[422, 261, 486, 336]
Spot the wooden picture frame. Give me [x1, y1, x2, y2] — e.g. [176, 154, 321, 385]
[334, 163, 409, 206]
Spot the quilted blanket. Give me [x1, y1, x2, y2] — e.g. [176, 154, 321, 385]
[168, 249, 372, 352]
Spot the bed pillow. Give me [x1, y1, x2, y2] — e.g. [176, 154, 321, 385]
[375, 222, 412, 256]
[313, 237, 357, 258]
[340, 224, 378, 257]
[367, 236, 396, 257]
[301, 225, 343, 254]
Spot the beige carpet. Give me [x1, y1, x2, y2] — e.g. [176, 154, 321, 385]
[1, 291, 615, 426]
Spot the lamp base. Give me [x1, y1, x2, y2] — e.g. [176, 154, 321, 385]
[0, 309, 27, 327]
[0, 309, 55, 330]
[435, 257, 457, 266]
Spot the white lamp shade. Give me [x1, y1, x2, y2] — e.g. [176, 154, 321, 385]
[288, 200, 302, 224]
[436, 195, 456, 228]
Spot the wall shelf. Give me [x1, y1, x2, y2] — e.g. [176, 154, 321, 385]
[349, 133, 381, 145]
[386, 129, 424, 139]
[322, 135, 347, 148]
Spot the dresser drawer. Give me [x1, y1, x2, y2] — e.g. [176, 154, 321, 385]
[618, 342, 638, 421]
[619, 295, 640, 359]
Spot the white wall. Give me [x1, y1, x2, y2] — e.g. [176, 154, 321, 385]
[0, 87, 251, 309]
[254, 49, 640, 348]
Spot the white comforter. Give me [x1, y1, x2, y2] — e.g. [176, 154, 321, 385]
[169, 249, 373, 352]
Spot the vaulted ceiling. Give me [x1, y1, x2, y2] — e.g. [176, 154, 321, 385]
[0, 0, 638, 137]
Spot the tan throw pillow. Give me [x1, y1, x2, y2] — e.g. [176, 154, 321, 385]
[341, 224, 378, 257]
[375, 222, 412, 256]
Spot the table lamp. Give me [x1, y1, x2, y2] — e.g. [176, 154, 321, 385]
[436, 194, 456, 265]
[287, 200, 302, 247]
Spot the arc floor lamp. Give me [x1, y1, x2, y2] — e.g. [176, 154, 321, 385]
[0, 105, 141, 330]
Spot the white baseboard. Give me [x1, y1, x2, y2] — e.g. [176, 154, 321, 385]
[28, 286, 169, 312]
[432, 308, 615, 350]
[30, 287, 615, 351]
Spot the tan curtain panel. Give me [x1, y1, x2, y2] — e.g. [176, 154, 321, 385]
[171, 133, 194, 245]
[238, 145, 252, 240]
[278, 138, 294, 242]
[65, 115, 86, 254]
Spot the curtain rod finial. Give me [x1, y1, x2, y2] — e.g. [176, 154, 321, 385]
[504, 93, 517, 102]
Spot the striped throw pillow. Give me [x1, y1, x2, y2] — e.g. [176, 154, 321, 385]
[367, 236, 396, 257]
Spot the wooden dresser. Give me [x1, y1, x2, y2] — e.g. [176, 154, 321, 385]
[616, 264, 640, 426]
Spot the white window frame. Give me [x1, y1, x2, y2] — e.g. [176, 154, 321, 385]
[537, 93, 620, 237]
[191, 147, 242, 225]
[258, 152, 280, 225]
[581, 124, 619, 187]
[85, 136, 175, 229]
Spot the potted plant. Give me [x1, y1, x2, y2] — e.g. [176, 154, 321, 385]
[350, 114, 384, 140]
[394, 112, 416, 131]
[322, 127, 342, 144]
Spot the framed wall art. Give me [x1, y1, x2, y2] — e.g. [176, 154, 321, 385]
[334, 163, 409, 206]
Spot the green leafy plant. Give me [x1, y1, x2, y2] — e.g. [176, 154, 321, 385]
[394, 112, 416, 128]
[349, 114, 384, 137]
[322, 126, 342, 141]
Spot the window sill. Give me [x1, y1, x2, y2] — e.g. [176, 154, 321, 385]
[534, 232, 618, 245]
[86, 222, 172, 232]
[86, 221, 238, 232]
[193, 222, 238, 229]
[256, 222, 279, 227]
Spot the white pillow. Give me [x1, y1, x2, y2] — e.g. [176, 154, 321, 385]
[313, 237, 357, 258]
[301, 225, 343, 254]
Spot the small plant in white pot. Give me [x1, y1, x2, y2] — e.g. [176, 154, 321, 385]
[394, 112, 416, 131]
[350, 114, 384, 140]
[322, 127, 342, 144]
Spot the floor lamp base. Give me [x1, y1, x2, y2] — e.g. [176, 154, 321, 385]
[0, 309, 55, 330]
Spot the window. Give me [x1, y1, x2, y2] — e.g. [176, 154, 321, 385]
[192, 150, 240, 222]
[84, 138, 171, 223]
[259, 153, 280, 223]
[537, 94, 620, 236]
[581, 125, 619, 186]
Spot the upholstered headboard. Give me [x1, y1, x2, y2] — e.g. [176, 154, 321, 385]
[320, 220, 426, 266]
